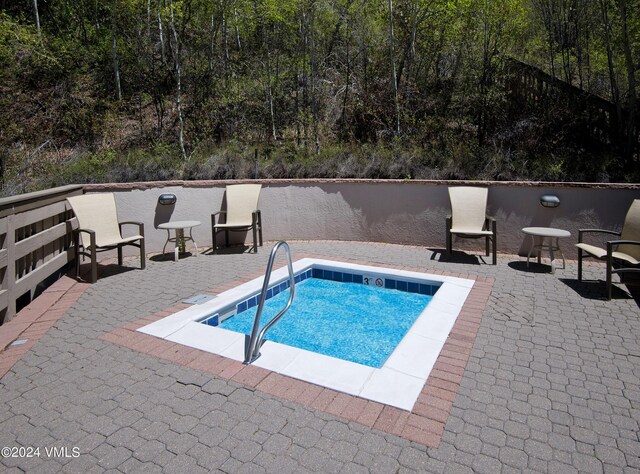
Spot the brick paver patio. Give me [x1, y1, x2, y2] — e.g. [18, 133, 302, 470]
[1, 241, 639, 473]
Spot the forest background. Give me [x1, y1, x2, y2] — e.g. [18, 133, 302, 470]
[0, 0, 637, 195]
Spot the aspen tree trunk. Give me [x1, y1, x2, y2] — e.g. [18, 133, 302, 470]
[263, 26, 277, 142]
[406, 0, 419, 87]
[111, 1, 122, 101]
[617, 0, 637, 158]
[309, 4, 320, 153]
[600, 0, 623, 142]
[301, 11, 309, 145]
[169, 0, 187, 160]
[234, 7, 241, 50]
[220, 1, 230, 83]
[341, 21, 351, 127]
[209, 7, 216, 74]
[33, 0, 42, 41]
[387, 0, 400, 135]
[158, 0, 166, 64]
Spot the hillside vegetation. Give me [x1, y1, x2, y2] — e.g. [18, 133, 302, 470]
[0, 0, 638, 194]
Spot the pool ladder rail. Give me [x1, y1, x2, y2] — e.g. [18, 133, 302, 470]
[244, 241, 296, 364]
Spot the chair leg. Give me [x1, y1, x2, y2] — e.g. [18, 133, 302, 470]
[577, 249, 583, 281]
[252, 213, 258, 253]
[118, 246, 123, 266]
[258, 212, 263, 247]
[85, 232, 98, 283]
[446, 217, 452, 254]
[225, 230, 229, 248]
[492, 236, 497, 265]
[90, 246, 97, 284]
[139, 239, 146, 270]
[211, 215, 217, 255]
[252, 226, 257, 253]
[485, 236, 490, 256]
[606, 253, 613, 300]
[73, 231, 80, 279]
[492, 221, 497, 265]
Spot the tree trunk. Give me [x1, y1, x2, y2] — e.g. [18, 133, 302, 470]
[158, 1, 166, 64]
[617, 0, 637, 158]
[169, 0, 187, 160]
[264, 26, 277, 142]
[387, 0, 400, 135]
[33, 0, 42, 41]
[309, 4, 319, 152]
[600, 0, 623, 144]
[111, 1, 122, 101]
[220, 1, 230, 83]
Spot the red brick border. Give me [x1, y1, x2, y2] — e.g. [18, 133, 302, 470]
[102, 253, 493, 447]
[0, 276, 90, 379]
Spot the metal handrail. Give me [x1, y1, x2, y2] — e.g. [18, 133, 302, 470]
[244, 241, 296, 364]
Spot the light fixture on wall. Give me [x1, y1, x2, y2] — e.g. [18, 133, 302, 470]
[540, 195, 560, 208]
[158, 193, 177, 205]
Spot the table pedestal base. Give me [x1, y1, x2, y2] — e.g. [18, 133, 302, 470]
[526, 235, 566, 274]
[161, 227, 199, 261]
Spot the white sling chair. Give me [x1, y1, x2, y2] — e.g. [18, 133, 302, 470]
[577, 199, 640, 300]
[446, 186, 497, 265]
[211, 184, 263, 254]
[67, 193, 145, 283]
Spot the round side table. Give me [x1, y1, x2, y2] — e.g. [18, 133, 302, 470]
[522, 227, 571, 274]
[158, 220, 201, 261]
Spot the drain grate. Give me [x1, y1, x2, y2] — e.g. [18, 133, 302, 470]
[182, 294, 217, 305]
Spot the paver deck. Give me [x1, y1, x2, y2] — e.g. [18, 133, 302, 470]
[1, 241, 639, 473]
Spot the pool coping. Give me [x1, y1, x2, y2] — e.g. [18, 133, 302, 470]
[137, 258, 474, 411]
[100, 254, 494, 447]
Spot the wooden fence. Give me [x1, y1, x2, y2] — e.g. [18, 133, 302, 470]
[0, 185, 83, 324]
[505, 58, 639, 154]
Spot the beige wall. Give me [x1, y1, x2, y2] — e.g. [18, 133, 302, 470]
[86, 180, 640, 260]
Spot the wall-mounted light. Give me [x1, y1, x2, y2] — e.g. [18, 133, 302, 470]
[158, 193, 177, 205]
[540, 194, 560, 208]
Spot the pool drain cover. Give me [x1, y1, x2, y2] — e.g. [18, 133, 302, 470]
[182, 294, 216, 305]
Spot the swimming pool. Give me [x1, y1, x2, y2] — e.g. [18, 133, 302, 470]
[139, 258, 474, 409]
[212, 277, 433, 367]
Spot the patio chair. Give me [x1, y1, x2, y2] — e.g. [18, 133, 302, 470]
[446, 186, 497, 265]
[212, 184, 263, 254]
[67, 193, 145, 283]
[577, 199, 640, 300]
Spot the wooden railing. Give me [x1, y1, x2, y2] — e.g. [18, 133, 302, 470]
[505, 58, 639, 155]
[0, 185, 83, 324]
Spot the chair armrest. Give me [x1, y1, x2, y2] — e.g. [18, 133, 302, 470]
[252, 209, 262, 226]
[211, 211, 226, 226]
[578, 228, 620, 242]
[607, 240, 640, 248]
[119, 221, 145, 237]
[75, 228, 96, 249]
[484, 215, 496, 232]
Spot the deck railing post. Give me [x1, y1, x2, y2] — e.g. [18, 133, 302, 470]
[5, 214, 16, 322]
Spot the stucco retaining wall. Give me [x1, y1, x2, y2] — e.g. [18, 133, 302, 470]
[85, 180, 640, 260]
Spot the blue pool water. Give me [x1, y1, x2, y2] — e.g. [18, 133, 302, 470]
[218, 278, 432, 368]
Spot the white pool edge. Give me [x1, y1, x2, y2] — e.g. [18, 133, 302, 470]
[138, 258, 474, 410]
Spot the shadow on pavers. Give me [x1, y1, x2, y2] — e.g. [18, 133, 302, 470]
[149, 252, 197, 262]
[76, 262, 137, 283]
[559, 278, 640, 307]
[507, 261, 554, 274]
[428, 248, 485, 265]
[204, 245, 256, 256]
